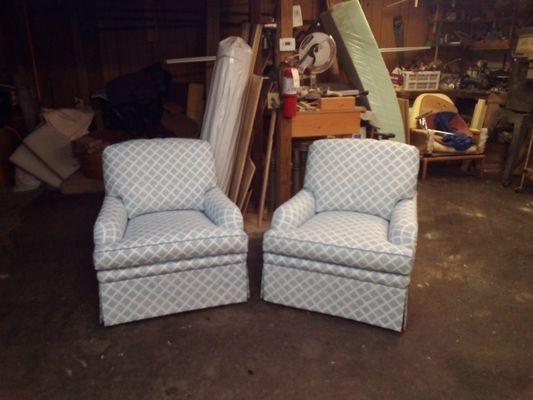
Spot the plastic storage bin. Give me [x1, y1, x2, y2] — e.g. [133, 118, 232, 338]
[402, 71, 441, 91]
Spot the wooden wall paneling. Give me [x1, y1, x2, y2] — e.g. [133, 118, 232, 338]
[403, 1, 429, 66]
[25, 4, 77, 107]
[249, 0, 262, 26]
[97, 1, 208, 86]
[69, 12, 90, 104]
[1, 1, 40, 129]
[370, 0, 383, 44]
[380, 1, 399, 69]
[78, 3, 105, 98]
[295, 0, 321, 22]
[99, 30, 121, 84]
[206, 0, 221, 93]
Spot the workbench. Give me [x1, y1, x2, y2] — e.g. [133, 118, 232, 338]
[275, 106, 365, 205]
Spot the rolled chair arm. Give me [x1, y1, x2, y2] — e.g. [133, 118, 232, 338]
[271, 189, 316, 230]
[388, 196, 418, 250]
[94, 196, 128, 247]
[203, 187, 244, 230]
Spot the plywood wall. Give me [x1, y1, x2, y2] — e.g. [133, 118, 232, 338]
[360, 0, 430, 69]
[23, 0, 429, 108]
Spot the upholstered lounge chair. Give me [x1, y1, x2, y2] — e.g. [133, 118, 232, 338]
[93, 139, 249, 326]
[262, 139, 419, 332]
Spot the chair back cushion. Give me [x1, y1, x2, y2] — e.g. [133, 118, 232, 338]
[103, 138, 217, 218]
[304, 139, 419, 219]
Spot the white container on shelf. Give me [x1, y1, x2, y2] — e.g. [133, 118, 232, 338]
[402, 71, 441, 91]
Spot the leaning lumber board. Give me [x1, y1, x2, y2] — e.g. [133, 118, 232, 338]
[243, 189, 253, 214]
[258, 109, 276, 227]
[237, 157, 256, 210]
[248, 24, 262, 77]
[229, 74, 264, 202]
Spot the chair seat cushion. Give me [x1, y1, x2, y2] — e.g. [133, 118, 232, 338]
[263, 211, 413, 275]
[94, 210, 247, 270]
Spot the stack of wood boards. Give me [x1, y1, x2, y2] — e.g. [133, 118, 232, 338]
[228, 25, 264, 210]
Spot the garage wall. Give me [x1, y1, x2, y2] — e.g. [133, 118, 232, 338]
[16, 0, 429, 108]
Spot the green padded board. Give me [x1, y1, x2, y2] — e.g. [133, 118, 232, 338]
[321, 1, 405, 142]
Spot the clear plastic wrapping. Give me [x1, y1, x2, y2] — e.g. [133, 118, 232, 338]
[200, 37, 252, 193]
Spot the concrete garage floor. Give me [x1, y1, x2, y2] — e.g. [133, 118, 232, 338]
[1, 170, 532, 400]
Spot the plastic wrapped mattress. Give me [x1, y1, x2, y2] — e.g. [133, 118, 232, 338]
[321, 0, 405, 142]
[200, 37, 252, 193]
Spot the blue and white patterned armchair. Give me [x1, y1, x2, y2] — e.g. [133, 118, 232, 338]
[93, 139, 249, 326]
[262, 139, 420, 331]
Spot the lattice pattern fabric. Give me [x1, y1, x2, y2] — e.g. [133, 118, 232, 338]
[103, 139, 217, 218]
[94, 139, 248, 325]
[262, 264, 407, 332]
[262, 138, 418, 331]
[270, 189, 316, 230]
[94, 210, 247, 270]
[97, 253, 247, 283]
[265, 211, 414, 275]
[100, 262, 249, 326]
[93, 196, 127, 246]
[304, 139, 419, 219]
[388, 196, 418, 249]
[203, 187, 244, 230]
[263, 253, 410, 288]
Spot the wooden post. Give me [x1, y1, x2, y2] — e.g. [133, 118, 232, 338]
[275, 0, 293, 206]
[205, 0, 220, 94]
[249, 0, 265, 207]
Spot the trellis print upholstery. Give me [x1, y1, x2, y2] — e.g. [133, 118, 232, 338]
[304, 139, 419, 219]
[93, 139, 249, 326]
[103, 139, 217, 218]
[262, 139, 419, 332]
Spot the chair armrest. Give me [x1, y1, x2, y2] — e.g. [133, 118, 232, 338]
[203, 187, 243, 230]
[388, 196, 418, 250]
[271, 189, 316, 230]
[94, 196, 128, 247]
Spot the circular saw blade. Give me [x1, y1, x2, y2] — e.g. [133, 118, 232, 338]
[298, 32, 337, 74]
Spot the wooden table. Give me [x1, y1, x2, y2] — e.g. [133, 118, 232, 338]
[275, 106, 365, 205]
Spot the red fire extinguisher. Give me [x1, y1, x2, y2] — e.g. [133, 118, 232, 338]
[282, 67, 297, 118]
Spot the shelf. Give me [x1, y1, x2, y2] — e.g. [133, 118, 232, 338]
[433, 17, 513, 24]
[432, 40, 510, 51]
[471, 39, 510, 50]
